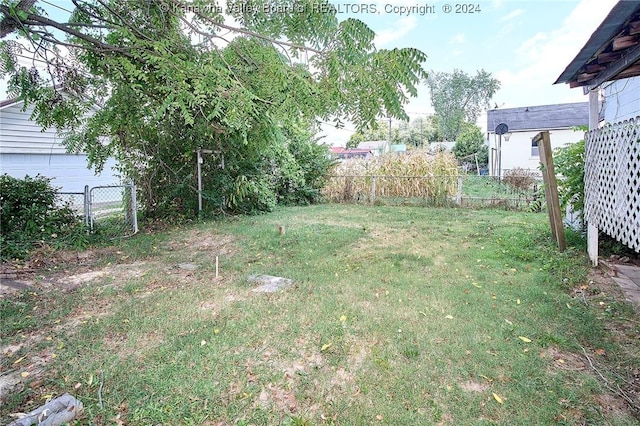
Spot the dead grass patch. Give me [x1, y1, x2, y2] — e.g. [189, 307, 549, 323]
[459, 380, 489, 392]
[166, 231, 235, 255]
[541, 347, 587, 372]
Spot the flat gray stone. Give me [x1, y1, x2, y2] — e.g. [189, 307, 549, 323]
[248, 275, 293, 293]
[614, 264, 640, 281]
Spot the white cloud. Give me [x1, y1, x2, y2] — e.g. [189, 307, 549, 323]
[499, 9, 524, 22]
[374, 16, 418, 47]
[450, 33, 466, 44]
[494, 0, 618, 106]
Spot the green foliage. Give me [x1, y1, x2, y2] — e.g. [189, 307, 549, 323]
[426, 69, 500, 141]
[347, 119, 389, 148]
[553, 139, 585, 218]
[1, 0, 428, 218]
[0, 174, 86, 260]
[347, 117, 440, 149]
[452, 121, 488, 167]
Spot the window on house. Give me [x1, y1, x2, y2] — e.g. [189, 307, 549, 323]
[531, 139, 539, 157]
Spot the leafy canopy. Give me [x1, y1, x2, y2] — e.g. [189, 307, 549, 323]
[0, 0, 428, 216]
[426, 69, 500, 141]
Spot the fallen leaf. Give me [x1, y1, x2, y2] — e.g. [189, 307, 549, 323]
[200, 340, 207, 346]
[20, 372, 29, 378]
[504, 319, 513, 325]
[566, 303, 571, 309]
[595, 348, 606, 355]
[376, 415, 383, 420]
[518, 336, 532, 343]
[321, 342, 332, 352]
[12, 356, 26, 365]
[214, 328, 220, 334]
[492, 392, 504, 404]
[339, 315, 347, 322]
[516, 299, 521, 305]
[445, 315, 454, 320]
[472, 283, 482, 288]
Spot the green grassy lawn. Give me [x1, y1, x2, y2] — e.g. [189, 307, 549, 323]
[1, 205, 639, 425]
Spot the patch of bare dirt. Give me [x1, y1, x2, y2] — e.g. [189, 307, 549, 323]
[257, 383, 298, 414]
[166, 231, 235, 255]
[459, 381, 489, 392]
[595, 393, 633, 419]
[541, 347, 587, 372]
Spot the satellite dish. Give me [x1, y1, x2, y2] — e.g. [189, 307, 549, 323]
[495, 123, 509, 135]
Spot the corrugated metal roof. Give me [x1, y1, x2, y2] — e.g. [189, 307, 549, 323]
[487, 102, 589, 133]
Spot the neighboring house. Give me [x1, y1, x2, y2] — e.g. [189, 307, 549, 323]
[389, 144, 407, 153]
[330, 147, 372, 159]
[555, 0, 640, 262]
[486, 102, 589, 176]
[0, 98, 120, 193]
[601, 75, 640, 122]
[357, 140, 388, 156]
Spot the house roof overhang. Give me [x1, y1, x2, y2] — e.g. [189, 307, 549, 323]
[555, 1, 640, 91]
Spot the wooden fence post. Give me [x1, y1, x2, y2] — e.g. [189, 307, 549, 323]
[534, 131, 566, 252]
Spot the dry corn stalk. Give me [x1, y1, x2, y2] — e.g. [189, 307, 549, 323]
[322, 150, 458, 202]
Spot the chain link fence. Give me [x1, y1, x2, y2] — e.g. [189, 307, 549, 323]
[89, 185, 138, 238]
[57, 184, 138, 238]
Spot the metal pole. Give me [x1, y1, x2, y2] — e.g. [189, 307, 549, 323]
[197, 149, 203, 213]
[83, 185, 90, 227]
[497, 134, 502, 181]
[131, 183, 138, 234]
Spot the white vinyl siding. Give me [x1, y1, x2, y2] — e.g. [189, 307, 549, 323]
[603, 76, 640, 123]
[0, 100, 120, 192]
[0, 101, 70, 154]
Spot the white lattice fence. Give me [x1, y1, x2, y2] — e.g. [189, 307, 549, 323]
[585, 116, 640, 252]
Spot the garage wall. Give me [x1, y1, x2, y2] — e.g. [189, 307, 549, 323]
[0, 153, 120, 193]
[0, 100, 120, 192]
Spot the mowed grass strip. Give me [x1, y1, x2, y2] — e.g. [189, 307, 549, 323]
[1, 205, 639, 425]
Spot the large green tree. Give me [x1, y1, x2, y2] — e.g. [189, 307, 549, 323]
[0, 0, 427, 216]
[426, 69, 500, 142]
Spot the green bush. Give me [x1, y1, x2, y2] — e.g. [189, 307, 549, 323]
[452, 122, 488, 169]
[0, 174, 86, 260]
[554, 139, 585, 218]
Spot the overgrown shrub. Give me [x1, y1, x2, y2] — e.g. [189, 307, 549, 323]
[554, 139, 585, 217]
[0, 174, 85, 260]
[503, 168, 539, 192]
[452, 122, 488, 170]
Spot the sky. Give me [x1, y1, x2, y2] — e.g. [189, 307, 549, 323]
[1, 0, 622, 144]
[317, 0, 620, 144]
